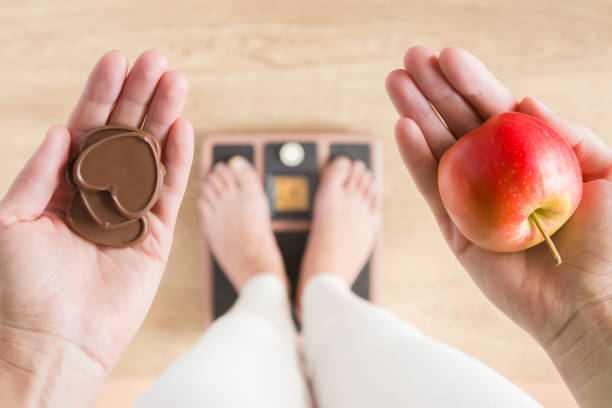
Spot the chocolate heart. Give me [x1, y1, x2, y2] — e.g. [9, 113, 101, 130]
[66, 193, 148, 247]
[72, 132, 164, 219]
[66, 125, 165, 246]
[79, 189, 133, 228]
[79, 125, 161, 157]
[73, 126, 162, 229]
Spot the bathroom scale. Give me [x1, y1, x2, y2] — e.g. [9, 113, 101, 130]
[201, 133, 382, 326]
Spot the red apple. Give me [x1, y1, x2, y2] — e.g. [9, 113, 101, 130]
[438, 112, 582, 261]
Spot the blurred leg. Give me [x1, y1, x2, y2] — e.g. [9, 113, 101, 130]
[135, 274, 310, 408]
[302, 274, 541, 408]
[139, 155, 312, 407]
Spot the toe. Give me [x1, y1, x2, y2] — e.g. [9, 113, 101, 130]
[214, 162, 238, 192]
[228, 156, 260, 189]
[200, 184, 218, 206]
[197, 182, 218, 221]
[320, 156, 351, 188]
[206, 171, 226, 196]
[369, 184, 381, 213]
[359, 170, 374, 198]
[197, 197, 213, 220]
[346, 160, 367, 190]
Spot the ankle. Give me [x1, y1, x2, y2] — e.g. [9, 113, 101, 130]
[300, 250, 360, 289]
[234, 258, 288, 294]
[295, 272, 351, 322]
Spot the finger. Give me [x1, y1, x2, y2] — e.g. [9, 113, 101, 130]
[403, 46, 482, 137]
[438, 46, 518, 119]
[394, 117, 451, 232]
[108, 50, 168, 127]
[151, 118, 194, 228]
[66, 51, 128, 142]
[142, 71, 189, 142]
[519, 97, 612, 181]
[0, 124, 71, 226]
[386, 69, 455, 160]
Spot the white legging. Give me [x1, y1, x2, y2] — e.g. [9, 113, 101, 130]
[134, 274, 541, 407]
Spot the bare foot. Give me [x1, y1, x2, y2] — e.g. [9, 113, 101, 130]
[198, 156, 287, 292]
[296, 157, 380, 307]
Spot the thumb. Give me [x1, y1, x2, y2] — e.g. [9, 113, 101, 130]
[519, 97, 612, 181]
[0, 124, 71, 226]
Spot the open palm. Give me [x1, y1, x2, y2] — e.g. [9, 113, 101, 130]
[0, 50, 193, 388]
[386, 46, 612, 355]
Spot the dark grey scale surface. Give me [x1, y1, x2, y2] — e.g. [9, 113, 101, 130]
[329, 143, 371, 168]
[211, 142, 372, 323]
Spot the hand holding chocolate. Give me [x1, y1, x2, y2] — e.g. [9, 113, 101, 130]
[66, 126, 165, 247]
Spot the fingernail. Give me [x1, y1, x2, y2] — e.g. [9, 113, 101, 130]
[229, 156, 246, 171]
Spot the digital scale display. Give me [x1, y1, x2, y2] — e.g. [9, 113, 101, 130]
[272, 175, 310, 212]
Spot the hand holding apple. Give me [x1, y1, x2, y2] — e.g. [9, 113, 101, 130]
[438, 111, 583, 264]
[387, 46, 612, 408]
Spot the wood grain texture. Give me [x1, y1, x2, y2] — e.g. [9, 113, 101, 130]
[2, 0, 611, 406]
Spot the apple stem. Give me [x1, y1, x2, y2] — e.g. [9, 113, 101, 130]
[529, 212, 562, 266]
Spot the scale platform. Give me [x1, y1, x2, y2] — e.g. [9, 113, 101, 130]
[201, 133, 382, 326]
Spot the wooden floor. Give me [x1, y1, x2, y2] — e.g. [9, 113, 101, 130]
[2, 0, 612, 406]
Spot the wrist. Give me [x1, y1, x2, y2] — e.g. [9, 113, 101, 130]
[0, 325, 108, 407]
[545, 299, 612, 407]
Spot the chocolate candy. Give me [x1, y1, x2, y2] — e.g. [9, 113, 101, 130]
[66, 126, 165, 247]
[67, 193, 149, 247]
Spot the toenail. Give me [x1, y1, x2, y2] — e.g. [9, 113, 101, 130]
[229, 156, 246, 171]
[354, 160, 366, 169]
[333, 157, 350, 170]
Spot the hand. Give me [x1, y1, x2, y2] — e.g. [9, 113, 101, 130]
[386, 46, 612, 407]
[0, 50, 193, 406]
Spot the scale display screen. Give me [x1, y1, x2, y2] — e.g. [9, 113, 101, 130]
[273, 175, 310, 212]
